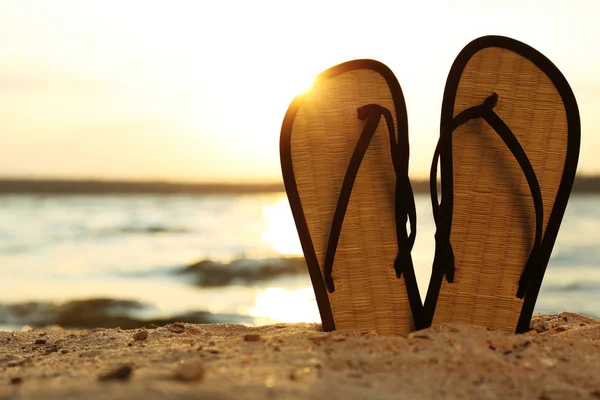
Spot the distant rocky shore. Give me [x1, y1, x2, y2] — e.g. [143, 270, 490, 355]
[1, 176, 599, 195]
[0, 179, 284, 195]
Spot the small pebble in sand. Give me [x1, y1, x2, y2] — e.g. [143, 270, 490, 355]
[244, 333, 261, 342]
[133, 331, 148, 341]
[186, 327, 202, 335]
[540, 358, 556, 367]
[413, 332, 431, 340]
[35, 339, 47, 345]
[265, 377, 275, 388]
[174, 363, 205, 382]
[10, 376, 23, 385]
[542, 321, 553, 331]
[98, 365, 133, 381]
[309, 334, 328, 343]
[168, 324, 186, 333]
[43, 346, 59, 355]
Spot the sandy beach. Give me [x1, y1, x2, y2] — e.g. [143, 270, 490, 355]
[0, 312, 598, 399]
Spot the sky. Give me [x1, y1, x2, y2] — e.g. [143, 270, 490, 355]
[0, 0, 598, 183]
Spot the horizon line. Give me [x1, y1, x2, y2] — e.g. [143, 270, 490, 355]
[2, 172, 600, 185]
[1, 175, 600, 195]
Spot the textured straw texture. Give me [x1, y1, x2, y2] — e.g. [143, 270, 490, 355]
[290, 69, 414, 335]
[432, 47, 568, 331]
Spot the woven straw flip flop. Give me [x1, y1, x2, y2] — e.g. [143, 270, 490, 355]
[280, 60, 422, 335]
[423, 36, 581, 333]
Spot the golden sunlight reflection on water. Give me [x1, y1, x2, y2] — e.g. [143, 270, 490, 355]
[262, 197, 303, 256]
[248, 287, 320, 324]
[257, 198, 320, 324]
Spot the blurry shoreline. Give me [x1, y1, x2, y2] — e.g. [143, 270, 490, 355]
[0, 257, 310, 331]
[1, 176, 600, 194]
[0, 298, 257, 331]
[0, 178, 285, 195]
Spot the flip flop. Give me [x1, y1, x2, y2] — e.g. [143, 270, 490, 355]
[423, 36, 581, 333]
[280, 60, 422, 334]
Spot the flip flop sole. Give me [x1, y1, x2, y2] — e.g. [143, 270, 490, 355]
[425, 36, 580, 332]
[280, 60, 420, 334]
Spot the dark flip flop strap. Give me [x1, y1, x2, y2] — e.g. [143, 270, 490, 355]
[381, 108, 418, 252]
[323, 104, 416, 294]
[430, 93, 543, 298]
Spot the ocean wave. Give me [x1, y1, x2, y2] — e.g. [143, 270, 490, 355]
[550, 246, 600, 266]
[95, 225, 191, 235]
[0, 298, 254, 330]
[177, 257, 308, 287]
[543, 281, 600, 292]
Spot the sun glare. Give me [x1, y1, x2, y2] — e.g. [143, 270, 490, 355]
[273, 64, 321, 107]
[262, 198, 303, 256]
[293, 75, 316, 97]
[248, 287, 320, 324]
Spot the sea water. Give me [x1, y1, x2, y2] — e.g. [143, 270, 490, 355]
[0, 193, 598, 330]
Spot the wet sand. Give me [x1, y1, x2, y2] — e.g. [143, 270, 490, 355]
[1, 312, 599, 400]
